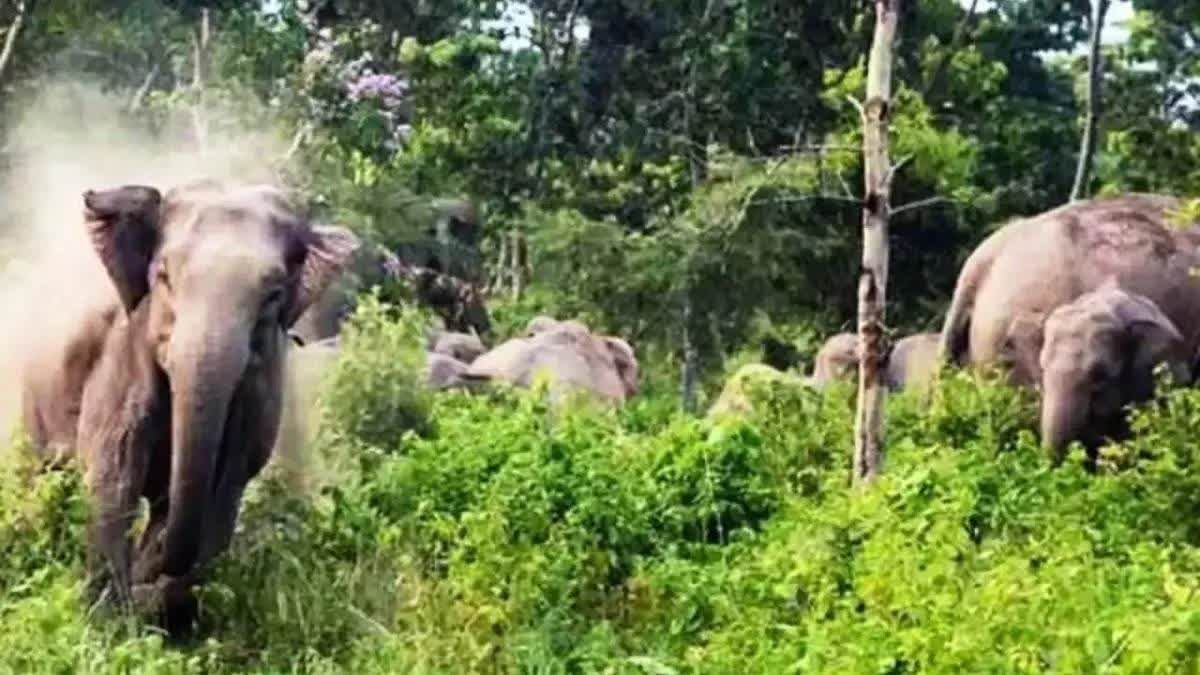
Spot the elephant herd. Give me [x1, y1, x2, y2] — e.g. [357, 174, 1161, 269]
[798, 192, 1200, 465]
[7, 178, 1198, 636]
[420, 317, 639, 404]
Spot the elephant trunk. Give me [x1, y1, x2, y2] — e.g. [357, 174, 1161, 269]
[161, 316, 251, 578]
[1040, 381, 1090, 465]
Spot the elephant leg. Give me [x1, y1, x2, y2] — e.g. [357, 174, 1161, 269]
[84, 436, 149, 611]
[132, 494, 169, 584]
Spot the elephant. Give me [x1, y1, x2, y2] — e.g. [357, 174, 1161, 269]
[810, 332, 858, 389]
[463, 319, 638, 404]
[1008, 285, 1192, 463]
[290, 242, 491, 344]
[425, 352, 472, 390]
[21, 180, 359, 632]
[395, 197, 485, 284]
[885, 332, 940, 392]
[426, 329, 486, 364]
[939, 194, 1200, 386]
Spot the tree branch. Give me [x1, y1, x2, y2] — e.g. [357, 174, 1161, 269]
[1070, 0, 1111, 202]
[128, 62, 161, 112]
[0, 0, 28, 85]
[891, 196, 951, 218]
[922, 0, 980, 98]
[883, 154, 913, 189]
[846, 94, 866, 121]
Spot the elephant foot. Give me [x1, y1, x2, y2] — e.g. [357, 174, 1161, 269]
[132, 575, 199, 638]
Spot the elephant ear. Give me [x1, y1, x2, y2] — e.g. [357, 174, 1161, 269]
[1003, 311, 1046, 388]
[83, 185, 163, 313]
[1118, 293, 1187, 385]
[603, 337, 639, 397]
[285, 225, 361, 328]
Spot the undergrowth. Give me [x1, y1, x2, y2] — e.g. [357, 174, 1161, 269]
[4, 307, 1200, 673]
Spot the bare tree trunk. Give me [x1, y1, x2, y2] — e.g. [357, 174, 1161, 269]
[491, 233, 508, 295]
[853, 0, 902, 486]
[0, 0, 28, 85]
[191, 8, 211, 154]
[1070, 0, 1110, 202]
[680, 294, 699, 413]
[510, 230, 528, 301]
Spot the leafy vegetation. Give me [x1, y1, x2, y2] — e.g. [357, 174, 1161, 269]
[1, 0, 1199, 672]
[5, 306, 1200, 672]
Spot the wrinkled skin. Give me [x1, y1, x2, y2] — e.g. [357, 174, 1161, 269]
[426, 330, 486, 364]
[939, 194, 1200, 388]
[22, 181, 358, 633]
[464, 318, 638, 404]
[1025, 287, 1191, 463]
[885, 333, 940, 392]
[810, 332, 858, 389]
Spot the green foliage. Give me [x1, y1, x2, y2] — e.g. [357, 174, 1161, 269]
[319, 295, 433, 451]
[9, 366, 1200, 671]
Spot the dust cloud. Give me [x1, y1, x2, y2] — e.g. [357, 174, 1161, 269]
[0, 81, 320, 481]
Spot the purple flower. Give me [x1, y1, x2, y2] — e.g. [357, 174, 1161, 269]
[346, 72, 409, 110]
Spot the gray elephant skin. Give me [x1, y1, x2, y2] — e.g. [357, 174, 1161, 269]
[810, 332, 858, 389]
[1013, 286, 1192, 462]
[20, 181, 358, 632]
[809, 331, 938, 392]
[886, 333, 940, 392]
[938, 194, 1200, 458]
[462, 317, 639, 404]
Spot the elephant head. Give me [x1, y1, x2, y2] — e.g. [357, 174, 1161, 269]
[82, 181, 358, 585]
[1037, 287, 1189, 463]
[601, 336, 639, 398]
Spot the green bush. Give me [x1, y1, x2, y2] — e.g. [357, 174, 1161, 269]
[8, 360, 1200, 672]
[318, 294, 433, 454]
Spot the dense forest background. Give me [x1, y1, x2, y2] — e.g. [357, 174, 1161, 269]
[2, 1, 1200, 672]
[3, 0, 1197, 388]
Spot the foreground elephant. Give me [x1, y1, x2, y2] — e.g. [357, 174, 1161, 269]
[22, 181, 358, 631]
[886, 333, 940, 392]
[463, 318, 638, 404]
[938, 194, 1200, 460]
[1010, 286, 1192, 462]
[939, 194, 1200, 380]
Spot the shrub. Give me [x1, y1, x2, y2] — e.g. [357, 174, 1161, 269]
[318, 294, 433, 454]
[8, 359, 1200, 672]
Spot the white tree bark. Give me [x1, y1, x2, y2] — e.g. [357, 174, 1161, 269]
[191, 8, 212, 154]
[1070, 0, 1111, 202]
[0, 1, 28, 85]
[853, 0, 902, 485]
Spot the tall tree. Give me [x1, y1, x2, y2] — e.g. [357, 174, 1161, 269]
[0, 0, 28, 84]
[854, 0, 901, 485]
[1071, 0, 1111, 201]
